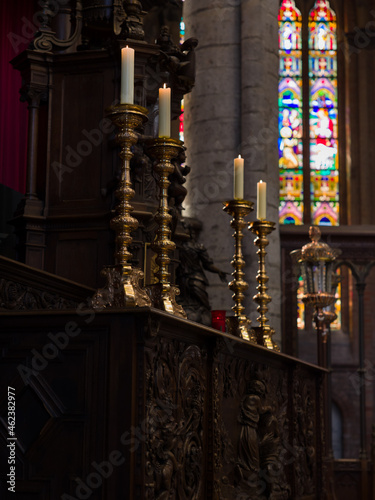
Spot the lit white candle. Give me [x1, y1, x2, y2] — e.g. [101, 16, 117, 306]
[234, 155, 244, 200]
[121, 46, 134, 104]
[159, 84, 171, 138]
[257, 180, 267, 220]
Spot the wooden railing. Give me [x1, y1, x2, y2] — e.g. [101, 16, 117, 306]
[0, 255, 94, 310]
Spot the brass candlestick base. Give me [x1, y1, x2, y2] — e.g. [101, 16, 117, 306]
[147, 138, 186, 318]
[226, 316, 255, 342]
[249, 219, 279, 350]
[224, 199, 256, 342]
[92, 103, 151, 309]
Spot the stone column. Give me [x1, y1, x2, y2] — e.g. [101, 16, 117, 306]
[183, 0, 242, 312]
[184, 0, 281, 338]
[239, 0, 281, 336]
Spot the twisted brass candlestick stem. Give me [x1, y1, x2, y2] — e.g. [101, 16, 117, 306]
[91, 103, 151, 309]
[249, 219, 279, 350]
[223, 200, 256, 342]
[147, 138, 186, 318]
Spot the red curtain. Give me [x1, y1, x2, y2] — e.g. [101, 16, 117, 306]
[0, 1, 38, 193]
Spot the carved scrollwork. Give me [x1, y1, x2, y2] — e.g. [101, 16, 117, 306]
[0, 278, 77, 310]
[31, 0, 83, 53]
[114, 0, 126, 36]
[145, 338, 205, 499]
[90, 265, 151, 309]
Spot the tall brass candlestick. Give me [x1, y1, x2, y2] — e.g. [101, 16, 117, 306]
[249, 219, 279, 350]
[223, 200, 256, 342]
[147, 138, 186, 318]
[92, 103, 151, 309]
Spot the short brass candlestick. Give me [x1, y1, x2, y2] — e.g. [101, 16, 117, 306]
[249, 219, 279, 350]
[92, 103, 151, 309]
[223, 199, 256, 342]
[147, 138, 186, 318]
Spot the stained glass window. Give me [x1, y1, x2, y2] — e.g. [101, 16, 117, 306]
[278, 0, 303, 225]
[278, 0, 339, 226]
[309, 0, 339, 225]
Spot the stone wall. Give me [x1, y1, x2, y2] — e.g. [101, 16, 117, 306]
[183, 0, 281, 338]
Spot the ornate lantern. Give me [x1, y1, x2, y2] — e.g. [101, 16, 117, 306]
[291, 226, 341, 333]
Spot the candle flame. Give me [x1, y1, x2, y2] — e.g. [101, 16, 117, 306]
[163, 83, 167, 89]
[238, 154, 241, 158]
[260, 180, 263, 183]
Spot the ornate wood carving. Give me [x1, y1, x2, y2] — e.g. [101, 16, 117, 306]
[120, 0, 145, 40]
[0, 278, 78, 310]
[0, 309, 328, 498]
[292, 366, 317, 497]
[31, 0, 83, 53]
[213, 352, 291, 500]
[0, 255, 94, 311]
[144, 338, 206, 499]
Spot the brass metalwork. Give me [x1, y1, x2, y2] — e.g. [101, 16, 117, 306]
[223, 199, 256, 342]
[291, 225, 341, 335]
[147, 138, 187, 318]
[249, 219, 279, 350]
[92, 103, 152, 309]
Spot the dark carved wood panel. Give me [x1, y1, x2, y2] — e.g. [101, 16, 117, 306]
[47, 53, 117, 215]
[0, 309, 328, 499]
[0, 315, 110, 498]
[212, 354, 291, 499]
[143, 337, 206, 499]
[292, 366, 319, 498]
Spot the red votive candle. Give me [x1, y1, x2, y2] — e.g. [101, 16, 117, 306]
[211, 310, 226, 332]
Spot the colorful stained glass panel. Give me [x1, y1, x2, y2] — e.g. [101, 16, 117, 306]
[310, 138, 338, 171]
[309, 0, 339, 226]
[309, 52, 337, 77]
[311, 200, 339, 226]
[278, 0, 303, 225]
[279, 200, 304, 225]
